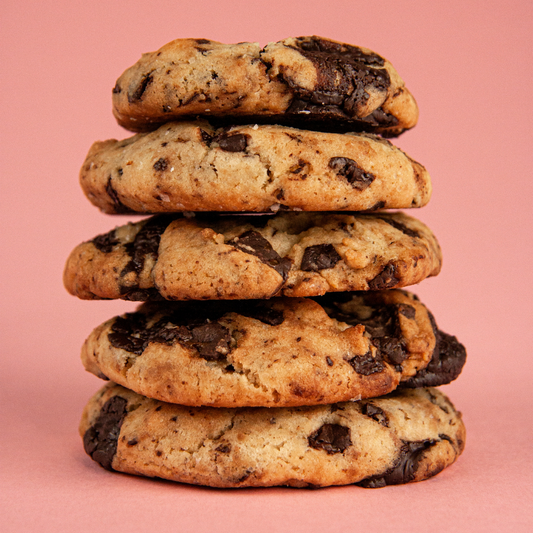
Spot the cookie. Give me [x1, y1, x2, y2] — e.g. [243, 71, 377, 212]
[63, 211, 442, 301]
[112, 36, 418, 136]
[80, 383, 465, 488]
[81, 290, 466, 407]
[81, 121, 430, 214]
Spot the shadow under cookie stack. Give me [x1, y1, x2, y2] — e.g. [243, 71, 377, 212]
[64, 36, 467, 488]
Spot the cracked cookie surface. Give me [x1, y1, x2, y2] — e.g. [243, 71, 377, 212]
[81, 290, 465, 407]
[81, 121, 430, 214]
[80, 383, 465, 488]
[63, 211, 442, 301]
[112, 36, 418, 136]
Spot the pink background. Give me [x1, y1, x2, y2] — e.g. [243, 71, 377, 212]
[1, 0, 532, 531]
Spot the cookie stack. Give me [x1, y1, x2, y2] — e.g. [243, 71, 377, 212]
[65, 36, 467, 488]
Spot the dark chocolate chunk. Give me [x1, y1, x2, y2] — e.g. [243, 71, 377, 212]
[214, 132, 249, 152]
[368, 263, 400, 290]
[83, 396, 128, 471]
[328, 157, 375, 190]
[128, 73, 153, 103]
[308, 423, 352, 454]
[228, 230, 291, 280]
[109, 308, 231, 362]
[122, 288, 166, 302]
[195, 39, 212, 45]
[215, 444, 231, 453]
[398, 303, 416, 320]
[399, 330, 466, 388]
[121, 215, 174, 277]
[242, 306, 284, 326]
[105, 177, 134, 214]
[153, 158, 169, 172]
[92, 229, 119, 254]
[356, 439, 437, 487]
[189, 322, 231, 361]
[371, 336, 408, 365]
[200, 129, 213, 144]
[318, 295, 412, 367]
[348, 351, 384, 375]
[301, 244, 341, 271]
[280, 37, 390, 123]
[112, 83, 122, 94]
[361, 403, 389, 427]
[376, 216, 420, 239]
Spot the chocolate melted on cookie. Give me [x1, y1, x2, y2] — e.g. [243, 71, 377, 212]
[361, 403, 389, 427]
[318, 293, 415, 371]
[356, 439, 437, 487]
[328, 157, 375, 190]
[367, 263, 401, 290]
[281, 37, 395, 128]
[83, 396, 128, 471]
[308, 423, 352, 454]
[121, 215, 174, 276]
[400, 330, 467, 388]
[108, 301, 285, 359]
[227, 230, 291, 280]
[301, 244, 341, 271]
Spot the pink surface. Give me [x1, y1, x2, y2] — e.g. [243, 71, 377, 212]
[1, 0, 532, 531]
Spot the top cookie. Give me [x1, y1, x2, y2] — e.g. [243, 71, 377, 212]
[112, 36, 418, 136]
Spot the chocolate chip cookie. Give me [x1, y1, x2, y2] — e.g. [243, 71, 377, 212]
[112, 36, 418, 136]
[81, 121, 430, 214]
[63, 211, 442, 301]
[81, 290, 465, 407]
[80, 383, 465, 488]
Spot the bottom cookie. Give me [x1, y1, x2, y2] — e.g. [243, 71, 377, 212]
[80, 383, 465, 488]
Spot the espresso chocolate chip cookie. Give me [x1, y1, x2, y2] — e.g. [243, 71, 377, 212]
[81, 121, 430, 214]
[80, 383, 465, 488]
[81, 290, 466, 407]
[63, 211, 442, 301]
[112, 36, 418, 136]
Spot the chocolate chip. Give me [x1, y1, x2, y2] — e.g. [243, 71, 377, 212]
[366, 200, 386, 211]
[83, 396, 128, 471]
[215, 444, 231, 453]
[190, 322, 231, 361]
[308, 423, 352, 454]
[92, 229, 119, 253]
[301, 244, 341, 271]
[214, 132, 249, 152]
[195, 39, 212, 45]
[356, 439, 437, 487]
[127, 438, 138, 446]
[399, 329, 466, 388]
[361, 403, 389, 427]
[368, 263, 400, 290]
[108, 308, 232, 362]
[128, 73, 153, 103]
[112, 83, 122, 94]
[200, 129, 213, 144]
[228, 230, 291, 280]
[153, 158, 169, 171]
[348, 351, 385, 375]
[105, 177, 133, 214]
[329, 157, 375, 190]
[371, 337, 408, 365]
[319, 296, 411, 367]
[242, 306, 284, 326]
[121, 215, 174, 277]
[282, 37, 390, 122]
[398, 303, 416, 320]
[376, 216, 421, 239]
[326, 356, 334, 366]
